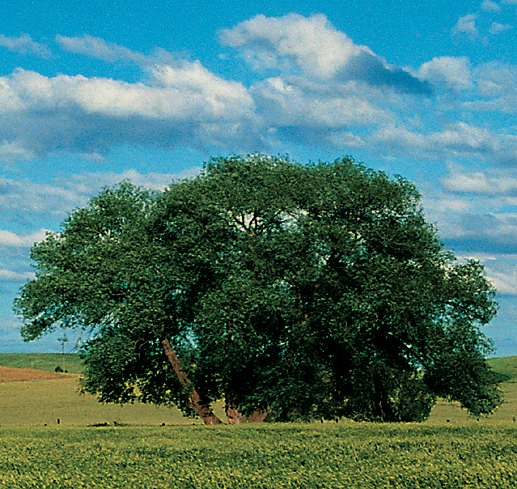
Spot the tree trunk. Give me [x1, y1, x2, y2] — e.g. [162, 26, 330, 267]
[224, 383, 269, 424]
[225, 403, 269, 423]
[225, 403, 248, 424]
[247, 410, 268, 423]
[161, 337, 223, 425]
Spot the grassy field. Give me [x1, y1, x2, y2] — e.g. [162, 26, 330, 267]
[1, 353, 517, 426]
[0, 353, 83, 374]
[1, 354, 517, 488]
[0, 354, 223, 427]
[1, 423, 517, 488]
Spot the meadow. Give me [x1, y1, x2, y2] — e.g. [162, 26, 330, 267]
[1, 354, 517, 488]
[2, 423, 517, 488]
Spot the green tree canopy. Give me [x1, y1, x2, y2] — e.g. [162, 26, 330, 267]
[14, 155, 502, 423]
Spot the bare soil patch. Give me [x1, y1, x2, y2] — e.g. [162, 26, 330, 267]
[0, 366, 76, 382]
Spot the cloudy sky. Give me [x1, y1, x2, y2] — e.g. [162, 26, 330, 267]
[1, 0, 517, 355]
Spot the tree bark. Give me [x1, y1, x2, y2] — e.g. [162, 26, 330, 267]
[224, 382, 269, 424]
[161, 337, 222, 425]
[247, 410, 268, 423]
[225, 403, 248, 424]
[225, 403, 268, 424]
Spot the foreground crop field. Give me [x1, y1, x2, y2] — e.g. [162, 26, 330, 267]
[1, 423, 517, 488]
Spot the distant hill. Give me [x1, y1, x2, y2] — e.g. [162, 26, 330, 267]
[0, 353, 84, 374]
[488, 356, 517, 383]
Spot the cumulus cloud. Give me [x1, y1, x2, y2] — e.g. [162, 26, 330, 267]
[419, 165, 517, 266]
[452, 14, 480, 37]
[220, 14, 432, 95]
[375, 122, 517, 165]
[0, 24, 432, 163]
[0, 63, 257, 161]
[455, 62, 517, 115]
[252, 76, 391, 135]
[482, 0, 502, 10]
[0, 229, 49, 248]
[418, 56, 474, 92]
[0, 34, 51, 58]
[478, 61, 517, 94]
[483, 255, 517, 295]
[489, 22, 513, 35]
[425, 203, 517, 259]
[443, 168, 517, 195]
[452, 4, 515, 44]
[1, 22, 517, 167]
[219, 14, 363, 76]
[0, 177, 85, 221]
[450, 212, 517, 254]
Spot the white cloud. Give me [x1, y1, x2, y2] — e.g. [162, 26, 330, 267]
[253, 77, 391, 129]
[0, 269, 35, 282]
[0, 229, 49, 248]
[220, 14, 432, 95]
[422, 186, 517, 293]
[443, 168, 517, 195]
[457, 62, 517, 114]
[220, 13, 364, 78]
[0, 141, 37, 161]
[431, 123, 492, 152]
[0, 63, 257, 161]
[481, 0, 502, 11]
[489, 22, 513, 35]
[1, 26, 517, 169]
[0, 176, 89, 222]
[56, 168, 199, 194]
[487, 268, 517, 295]
[418, 56, 474, 92]
[374, 122, 517, 164]
[0, 169, 192, 222]
[56, 35, 148, 64]
[454, 252, 517, 295]
[476, 61, 517, 96]
[7, 64, 253, 121]
[452, 14, 479, 37]
[0, 34, 51, 58]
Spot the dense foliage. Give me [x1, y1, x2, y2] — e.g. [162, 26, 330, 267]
[15, 155, 502, 422]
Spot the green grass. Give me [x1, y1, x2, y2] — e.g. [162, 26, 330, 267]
[1, 423, 517, 488]
[0, 353, 84, 374]
[488, 356, 517, 383]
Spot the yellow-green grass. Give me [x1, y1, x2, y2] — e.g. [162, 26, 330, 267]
[2, 423, 517, 488]
[1, 353, 516, 427]
[0, 376, 225, 427]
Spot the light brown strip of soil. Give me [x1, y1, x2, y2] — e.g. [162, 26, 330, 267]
[0, 366, 76, 382]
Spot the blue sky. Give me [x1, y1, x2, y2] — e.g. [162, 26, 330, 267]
[1, 0, 517, 355]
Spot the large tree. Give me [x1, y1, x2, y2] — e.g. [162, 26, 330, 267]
[15, 155, 502, 423]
